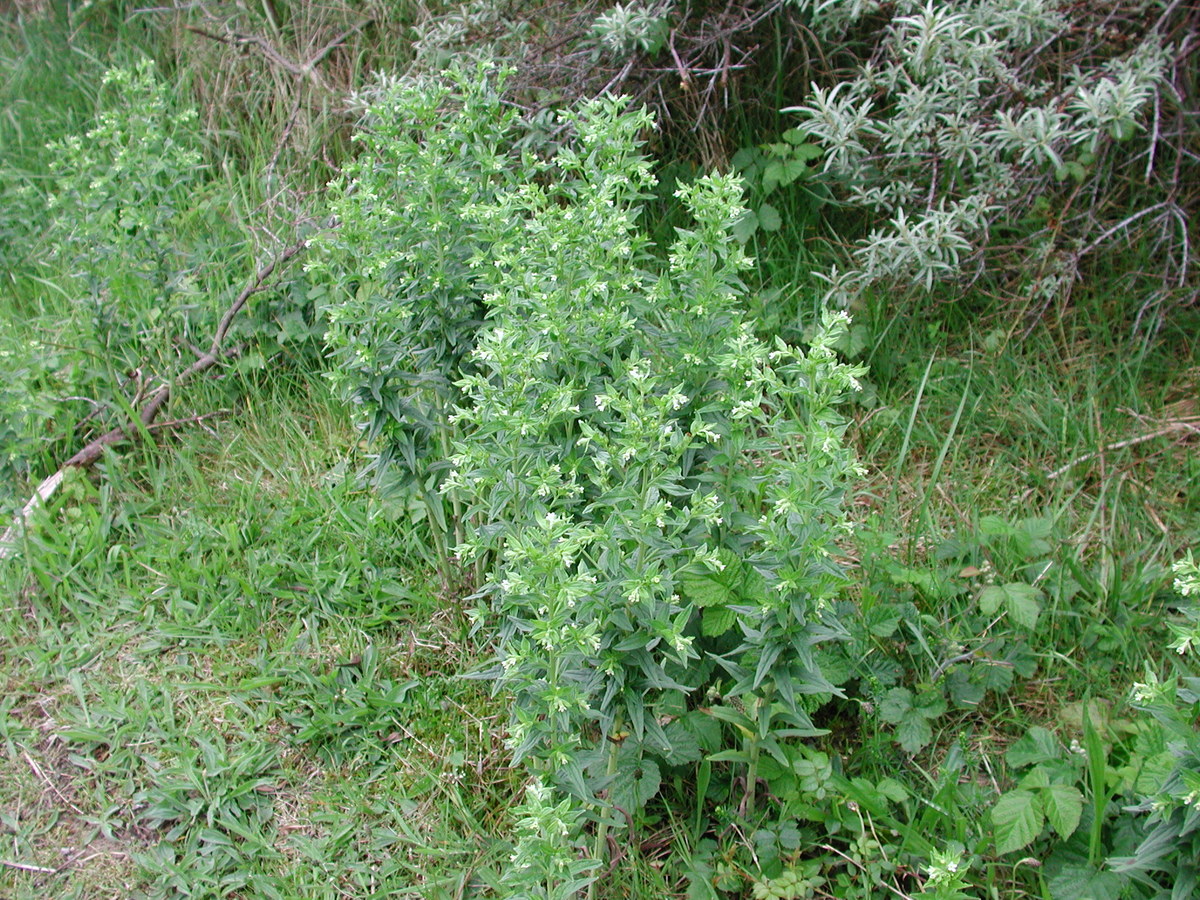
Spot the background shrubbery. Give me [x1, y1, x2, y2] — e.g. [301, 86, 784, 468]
[0, 1, 1196, 899]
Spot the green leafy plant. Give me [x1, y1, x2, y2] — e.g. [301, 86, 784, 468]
[282, 645, 418, 764]
[321, 64, 865, 893]
[729, 129, 823, 244]
[991, 726, 1085, 855]
[1109, 553, 1200, 897]
[309, 61, 531, 585]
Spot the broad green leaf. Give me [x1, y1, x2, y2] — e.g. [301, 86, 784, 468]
[762, 161, 784, 192]
[866, 604, 903, 637]
[992, 790, 1044, 854]
[979, 582, 1042, 628]
[680, 561, 738, 608]
[1006, 726, 1061, 768]
[877, 687, 913, 724]
[757, 203, 781, 232]
[1046, 864, 1123, 900]
[659, 721, 703, 765]
[895, 716, 932, 754]
[1042, 784, 1083, 838]
[610, 757, 661, 813]
[876, 777, 909, 803]
[701, 605, 736, 637]
[731, 147, 758, 170]
[913, 689, 947, 719]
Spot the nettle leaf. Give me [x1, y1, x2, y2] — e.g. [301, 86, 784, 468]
[680, 550, 742, 607]
[913, 689, 946, 720]
[610, 756, 661, 813]
[1046, 864, 1123, 900]
[992, 790, 1044, 854]
[979, 582, 1042, 629]
[866, 604, 903, 637]
[895, 716, 933, 754]
[658, 720, 703, 765]
[1042, 784, 1083, 838]
[946, 669, 985, 707]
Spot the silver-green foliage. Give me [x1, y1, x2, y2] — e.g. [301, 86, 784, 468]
[783, 0, 1177, 313]
[590, 2, 672, 60]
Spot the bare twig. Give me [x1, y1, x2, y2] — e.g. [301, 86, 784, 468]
[1017, 417, 1200, 503]
[0, 859, 58, 875]
[1042, 420, 1199, 482]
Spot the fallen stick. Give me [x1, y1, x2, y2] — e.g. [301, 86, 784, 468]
[0, 239, 307, 559]
[0, 859, 58, 874]
[1017, 417, 1200, 504]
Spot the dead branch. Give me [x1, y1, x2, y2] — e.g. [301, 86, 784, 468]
[0, 239, 307, 559]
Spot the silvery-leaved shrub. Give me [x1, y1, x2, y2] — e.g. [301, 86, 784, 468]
[781, 0, 1189, 326]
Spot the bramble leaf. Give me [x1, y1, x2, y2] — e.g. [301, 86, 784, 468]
[992, 790, 1043, 854]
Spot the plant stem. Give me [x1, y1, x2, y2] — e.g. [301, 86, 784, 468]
[589, 716, 623, 900]
[744, 697, 763, 818]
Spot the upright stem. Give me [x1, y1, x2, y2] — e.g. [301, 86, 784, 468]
[744, 697, 764, 818]
[589, 715, 624, 900]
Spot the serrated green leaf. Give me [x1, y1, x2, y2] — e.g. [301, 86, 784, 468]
[610, 757, 661, 813]
[865, 605, 903, 637]
[877, 687, 913, 724]
[731, 147, 758, 170]
[680, 566, 738, 608]
[946, 669, 985, 707]
[1006, 726, 1061, 768]
[660, 720, 703, 765]
[876, 777, 909, 803]
[792, 143, 822, 161]
[895, 716, 932, 753]
[978, 583, 1042, 628]
[1042, 784, 1083, 838]
[913, 689, 947, 719]
[1019, 765, 1051, 790]
[701, 605, 736, 637]
[762, 161, 784, 192]
[992, 790, 1044, 854]
[757, 203, 781, 232]
[1046, 864, 1123, 900]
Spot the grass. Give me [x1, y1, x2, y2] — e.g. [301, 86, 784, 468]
[2, 4, 1198, 899]
[0, 376, 519, 898]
